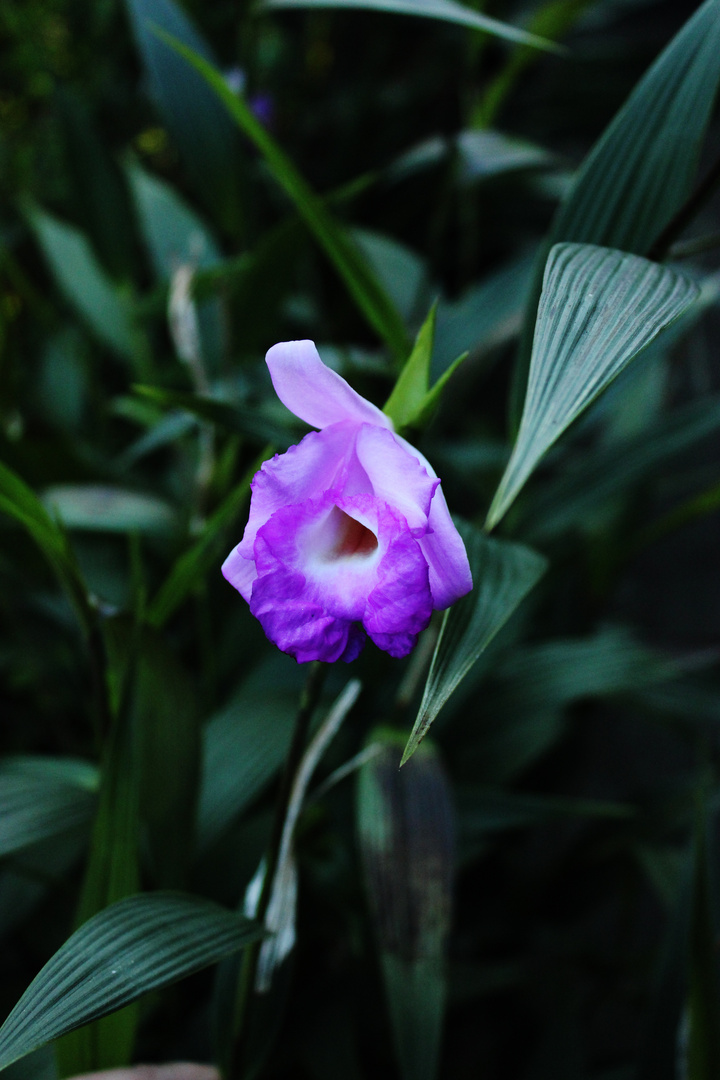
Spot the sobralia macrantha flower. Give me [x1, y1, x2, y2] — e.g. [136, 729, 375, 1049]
[222, 341, 472, 663]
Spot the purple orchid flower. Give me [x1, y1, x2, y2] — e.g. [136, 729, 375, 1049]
[222, 341, 472, 663]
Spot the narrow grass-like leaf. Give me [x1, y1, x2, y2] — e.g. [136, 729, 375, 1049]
[124, 0, 242, 234]
[383, 302, 467, 430]
[456, 787, 632, 836]
[262, 0, 560, 52]
[357, 731, 454, 1080]
[133, 385, 295, 447]
[511, 0, 720, 421]
[488, 243, 699, 529]
[147, 451, 265, 629]
[26, 207, 139, 365]
[0, 461, 94, 637]
[0, 893, 262, 1072]
[0, 759, 98, 860]
[154, 31, 410, 359]
[402, 521, 547, 764]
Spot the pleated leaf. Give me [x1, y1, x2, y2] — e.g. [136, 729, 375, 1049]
[262, 0, 559, 51]
[488, 243, 699, 529]
[0, 893, 263, 1072]
[357, 731, 454, 1080]
[402, 521, 547, 765]
[511, 0, 720, 421]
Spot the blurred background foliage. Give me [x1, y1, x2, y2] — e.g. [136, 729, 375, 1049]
[3, 0, 720, 1077]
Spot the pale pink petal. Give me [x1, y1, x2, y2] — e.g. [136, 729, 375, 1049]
[221, 544, 257, 602]
[354, 424, 439, 535]
[266, 340, 393, 431]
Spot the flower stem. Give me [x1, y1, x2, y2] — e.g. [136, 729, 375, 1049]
[228, 659, 328, 1077]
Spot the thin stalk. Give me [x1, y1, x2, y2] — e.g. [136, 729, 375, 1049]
[229, 659, 328, 1076]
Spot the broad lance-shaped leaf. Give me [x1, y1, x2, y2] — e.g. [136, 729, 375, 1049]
[488, 243, 699, 529]
[357, 731, 454, 1080]
[262, 0, 559, 52]
[402, 522, 547, 765]
[510, 0, 720, 422]
[154, 31, 410, 360]
[124, 0, 242, 235]
[383, 301, 467, 431]
[0, 893, 263, 1072]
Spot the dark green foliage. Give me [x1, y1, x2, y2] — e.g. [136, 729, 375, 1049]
[3, 0, 720, 1077]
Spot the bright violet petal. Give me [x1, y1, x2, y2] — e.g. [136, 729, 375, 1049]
[266, 340, 393, 431]
[354, 424, 438, 535]
[394, 432, 473, 609]
[417, 485, 473, 609]
[363, 504, 433, 658]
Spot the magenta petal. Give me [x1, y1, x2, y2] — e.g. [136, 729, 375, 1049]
[363, 506, 433, 658]
[266, 341, 393, 431]
[250, 563, 357, 663]
[417, 485, 473, 609]
[354, 424, 438, 534]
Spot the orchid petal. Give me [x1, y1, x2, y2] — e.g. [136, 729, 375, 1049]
[354, 424, 438, 534]
[266, 340, 393, 431]
[418, 485, 473, 609]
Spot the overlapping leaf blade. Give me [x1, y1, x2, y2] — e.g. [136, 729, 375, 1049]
[155, 31, 410, 359]
[0, 759, 98, 860]
[488, 243, 699, 528]
[511, 0, 720, 419]
[0, 893, 263, 1072]
[262, 0, 559, 51]
[402, 522, 547, 764]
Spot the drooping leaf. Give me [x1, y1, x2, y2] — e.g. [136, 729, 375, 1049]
[0, 758, 98, 860]
[0, 893, 263, 1073]
[511, 0, 720, 421]
[41, 486, 177, 538]
[26, 207, 141, 367]
[487, 243, 699, 529]
[455, 130, 553, 184]
[383, 302, 467, 430]
[402, 521, 547, 764]
[357, 731, 454, 1080]
[154, 30, 410, 359]
[353, 229, 427, 325]
[123, 0, 243, 234]
[261, 0, 560, 51]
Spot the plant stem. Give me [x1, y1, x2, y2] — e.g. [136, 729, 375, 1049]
[229, 659, 328, 1077]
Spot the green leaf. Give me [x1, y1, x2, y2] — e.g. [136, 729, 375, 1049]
[511, 0, 720, 422]
[0, 461, 94, 637]
[357, 731, 454, 1080]
[41, 486, 177, 537]
[124, 0, 242, 234]
[0, 893, 263, 1073]
[0, 758, 98, 860]
[402, 521, 547, 765]
[487, 243, 699, 529]
[384, 303, 467, 430]
[261, 0, 561, 52]
[196, 662, 297, 852]
[686, 792, 720, 1080]
[154, 30, 410, 359]
[147, 451, 264, 629]
[133, 385, 295, 447]
[125, 161, 222, 280]
[456, 786, 632, 837]
[521, 396, 720, 542]
[26, 207, 140, 366]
